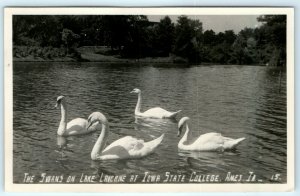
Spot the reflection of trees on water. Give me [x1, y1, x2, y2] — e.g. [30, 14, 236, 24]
[244, 67, 287, 182]
[252, 67, 286, 141]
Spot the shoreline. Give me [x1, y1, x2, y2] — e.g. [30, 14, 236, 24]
[13, 57, 175, 63]
[13, 45, 179, 64]
[13, 57, 268, 66]
[13, 46, 280, 66]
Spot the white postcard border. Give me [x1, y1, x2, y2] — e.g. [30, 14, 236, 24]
[4, 7, 294, 192]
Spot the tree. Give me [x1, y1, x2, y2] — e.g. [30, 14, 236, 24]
[203, 30, 216, 46]
[121, 15, 151, 58]
[13, 15, 62, 47]
[231, 28, 257, 64]
[173, 16, 203, 63]
[256, 15, 286, 66]
[61, 28, 80, 55]
[155, 16, 175, 56]
[223, 30, 236, 45]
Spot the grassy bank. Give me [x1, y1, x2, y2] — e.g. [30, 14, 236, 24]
[13, 46, 183, 63]
[13, 46, 77, 62]
[13, 46, 270, 66]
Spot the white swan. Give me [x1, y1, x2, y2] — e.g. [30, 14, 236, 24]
[177, 117, 245, 151]
[130, 88, 181, 118]
[55, 96, 101, 136]
[87, 112, 164, 160]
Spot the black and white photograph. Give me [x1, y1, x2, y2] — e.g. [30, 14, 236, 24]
[4, 7, 294, 192]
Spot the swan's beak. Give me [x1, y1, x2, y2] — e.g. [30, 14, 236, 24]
[130, 90, 134, 93]
[87, 121, 93, 130]
[87, 120, 97, 130]
[55, 99, 62, 109]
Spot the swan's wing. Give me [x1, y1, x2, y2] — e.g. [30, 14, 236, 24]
[65, 118, 88, 135]
[100, 136, 145, 159]
[222, 137, 246, 149]
[143, 107, 172, 118]
[128, 134, 164, 157]
[192, 133, 245, 151]
[100, 135, 164, 159]
[103, 136, 144, 152]
[191, 132, 225, 151]
[67, 118, 87, 129]
[194, 133, 222, 144]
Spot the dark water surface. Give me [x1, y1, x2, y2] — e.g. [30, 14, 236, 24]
[13, 62, 286, 183]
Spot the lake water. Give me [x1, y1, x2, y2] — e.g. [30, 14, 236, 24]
[13, 62, 287, 183]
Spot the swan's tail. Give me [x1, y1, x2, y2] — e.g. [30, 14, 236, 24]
[229, 137, 246, 149]
[145, 134, 164, 151]
[168, 110, 182, 118]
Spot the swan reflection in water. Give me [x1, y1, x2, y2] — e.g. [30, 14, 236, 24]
[90, 159, 128, 181]
[134, 116, 178, 137]
[134, 115, 178, 125]
[90, 158, 150, 183]
[56, 136, 67, 160]
[55, 136, 77, 172]
[57, 135, 67, 148]
[56, 136, 76, 161]
[178, 149, 243, 173]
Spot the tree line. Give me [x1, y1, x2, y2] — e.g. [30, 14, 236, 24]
[13, 15, 286, 66]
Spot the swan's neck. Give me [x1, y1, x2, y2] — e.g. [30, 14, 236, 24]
[135, 92, 142, 115]
[57, 102, 67, 135]
[179, 123, 190, 147]
[91, 122, 109, 160]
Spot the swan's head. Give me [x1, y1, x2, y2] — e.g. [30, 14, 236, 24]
[55, 95, 65, 108]
[87, 112, 108, 129]
[178, 117, 190, 137]
[130, 88, 141, 94]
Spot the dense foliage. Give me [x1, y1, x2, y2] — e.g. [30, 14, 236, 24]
[13, 15, 286, 66]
